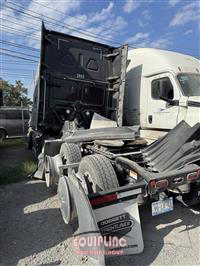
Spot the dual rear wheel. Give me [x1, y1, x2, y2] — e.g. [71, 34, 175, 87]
[44, 143, 119, 191]
[60, 143, 119, 191]
[57, 143, 119, 224]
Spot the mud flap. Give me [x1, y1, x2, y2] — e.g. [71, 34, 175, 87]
[34, 151, 45, 179]
[34, 139, 63, 179]
[94, 198, 144, 255]
[58, 173, 144, 264]
[58, 175, 105, 265]
[45, 154, 62, 187]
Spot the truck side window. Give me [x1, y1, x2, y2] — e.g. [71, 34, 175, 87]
[152, 80, 160, 99]
[152, 77, 174, 100]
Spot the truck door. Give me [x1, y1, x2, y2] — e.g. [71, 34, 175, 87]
[146, 73, 180, 130]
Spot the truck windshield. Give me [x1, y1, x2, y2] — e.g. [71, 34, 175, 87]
[177, 73, 200, 96]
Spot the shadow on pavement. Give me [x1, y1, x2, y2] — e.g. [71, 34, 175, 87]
[0, 181, 76, 265]
[106, 199, 200, 266]
[0, 180, 199, 266]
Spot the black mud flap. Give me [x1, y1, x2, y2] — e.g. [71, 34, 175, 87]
[142, 121, 200, 172]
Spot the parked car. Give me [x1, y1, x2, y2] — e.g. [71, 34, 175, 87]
[0, 107, 30, 140]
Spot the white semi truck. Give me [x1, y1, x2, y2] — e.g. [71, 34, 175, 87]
[124, 48, 200, 142]
[29, 24, 200, 264]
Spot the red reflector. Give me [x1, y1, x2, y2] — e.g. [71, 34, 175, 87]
[156, 179, 168, 189]
[90, 193, 118, 207]
[149, 179, 168, 190]
[197, 169, 200, 178]
[187, 172, 198, 181]
[149, 180, 156, 188]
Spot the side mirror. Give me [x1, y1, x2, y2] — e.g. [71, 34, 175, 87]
[160, 96, 178, 106]
[179, 98, 188, 107]
[160, 96, 174, 104]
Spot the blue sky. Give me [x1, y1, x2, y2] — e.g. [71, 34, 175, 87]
[0, 0, 199, 99]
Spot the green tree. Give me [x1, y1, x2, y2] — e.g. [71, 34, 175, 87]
[0, 78, 32, 107]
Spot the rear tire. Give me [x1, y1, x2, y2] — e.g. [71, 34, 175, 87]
[182, 184, 200, 207]
[165, 190, 178, 199]
[60, 143, 82, 173]
[78, 154, 119, 192]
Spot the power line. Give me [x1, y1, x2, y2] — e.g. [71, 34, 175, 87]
[2, 1, 199, 59]
[0, 71, 32, 75]
[1, 18, 40, 33]
[4, 13, 42, 29]
[1, 25, 41, 39]
[0, 70, 32, 74]
[1, 76, 32, 80]
[1, 29, 40, 41]
[0, 72, 32, 76]
[0, 40, 40, 52]
[2, 61, 36, 65]
[0, 48, 39, 59]
[0, 52, 38, 62]
[1, 76, 32, 79]
[29, 1, 200, 53]
[32, 1, 200, 53]
[3, 3, 124, 46]
[1, 68, 34, 72]
[4, 3, 42, 22]
[32, 0, 126, 37]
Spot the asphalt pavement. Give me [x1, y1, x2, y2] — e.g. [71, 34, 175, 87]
[0, 180, 199, 266]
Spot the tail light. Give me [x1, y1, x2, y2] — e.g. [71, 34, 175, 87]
[90, 193, 117, 207]
[156, 179, 169, 189]
[197, 169, 200, 178]
[149, 179, 169, 194]
[187, 170, 200, 182]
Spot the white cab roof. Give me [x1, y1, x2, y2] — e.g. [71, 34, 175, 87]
[127, 48, 200, 77]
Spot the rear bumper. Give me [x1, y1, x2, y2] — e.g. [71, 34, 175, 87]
[115, 157, 200, 195]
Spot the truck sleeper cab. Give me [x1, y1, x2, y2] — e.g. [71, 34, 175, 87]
[29, 23, 127, 155]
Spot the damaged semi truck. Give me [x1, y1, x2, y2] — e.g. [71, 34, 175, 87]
[28, 24, 200, 262]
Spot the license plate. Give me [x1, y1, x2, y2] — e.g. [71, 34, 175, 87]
[151, 197, 173, 216]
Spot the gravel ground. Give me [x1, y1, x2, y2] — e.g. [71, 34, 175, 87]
[0, 180, 199, 266]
